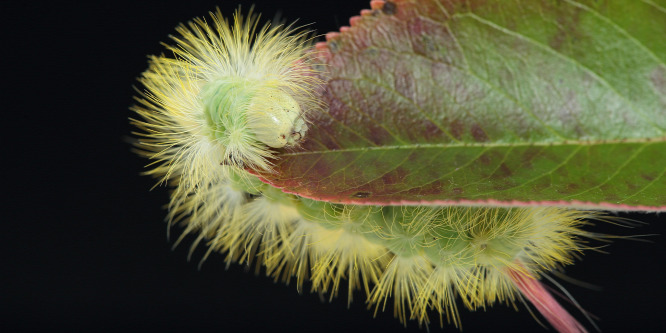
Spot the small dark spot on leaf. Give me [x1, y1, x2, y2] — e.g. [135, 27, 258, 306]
[423, 121, 443, 140]
[368, 126, 390, 145]
[641, 174, 655, 181]
[521, 147, 541, 168]
[448, 119, 464, 140]
[478, 153, 491, 166]
[566, 183, 579, 191]
[494, 163, 512, 178]
[382, 168, 407, 185]
[471, 124, 489, 142]
[352, 191, 372, 198]
[382, 1, 397, 15]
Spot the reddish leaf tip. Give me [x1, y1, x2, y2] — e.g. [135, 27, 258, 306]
[370, 0, 385, 10]
[360, 9, 374, 16]
[325, 31, 340, 41]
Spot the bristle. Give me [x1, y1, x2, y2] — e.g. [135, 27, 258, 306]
[309, 226, 392, 303]
[369, 255, 434, 325]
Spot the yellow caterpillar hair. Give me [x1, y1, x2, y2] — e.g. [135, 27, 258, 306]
[131, 8, 323, 221]
[132, 7, 602, 333]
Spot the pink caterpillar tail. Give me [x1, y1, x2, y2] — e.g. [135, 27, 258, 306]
[507, 268, 588, 333]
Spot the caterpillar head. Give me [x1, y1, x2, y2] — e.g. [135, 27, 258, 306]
[132, 8, 325, 192]
[247, 89, 308, 148]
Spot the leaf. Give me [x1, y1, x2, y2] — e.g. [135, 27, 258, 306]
[257, 0, 666, 211]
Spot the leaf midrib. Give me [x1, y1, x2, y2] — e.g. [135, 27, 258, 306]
[283, 137, 666, 156]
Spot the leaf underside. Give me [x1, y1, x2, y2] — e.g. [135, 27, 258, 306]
[258, 0, 666, 211]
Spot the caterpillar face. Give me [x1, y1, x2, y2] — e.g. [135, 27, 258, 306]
[247, 88, 308, 148]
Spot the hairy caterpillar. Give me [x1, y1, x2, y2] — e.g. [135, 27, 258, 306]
[168, 167, 600, 332]
[131, 7, 323, 206]
[131, 6, 609, 333]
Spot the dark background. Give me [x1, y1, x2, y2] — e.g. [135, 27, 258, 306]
[2, 1, 665, 332]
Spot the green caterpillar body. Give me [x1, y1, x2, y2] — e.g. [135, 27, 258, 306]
[174, 168, 596, 328]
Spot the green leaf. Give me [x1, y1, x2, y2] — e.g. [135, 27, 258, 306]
[258, 0, 666, 211]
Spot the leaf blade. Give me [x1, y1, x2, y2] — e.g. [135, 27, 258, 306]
[259, 0, 666, 211]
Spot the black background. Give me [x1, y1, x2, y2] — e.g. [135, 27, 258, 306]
[2, 1, 665, 332]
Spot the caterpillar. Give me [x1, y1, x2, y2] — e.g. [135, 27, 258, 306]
[131, 6, 606, 333]
[131, 7, 323, 209]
